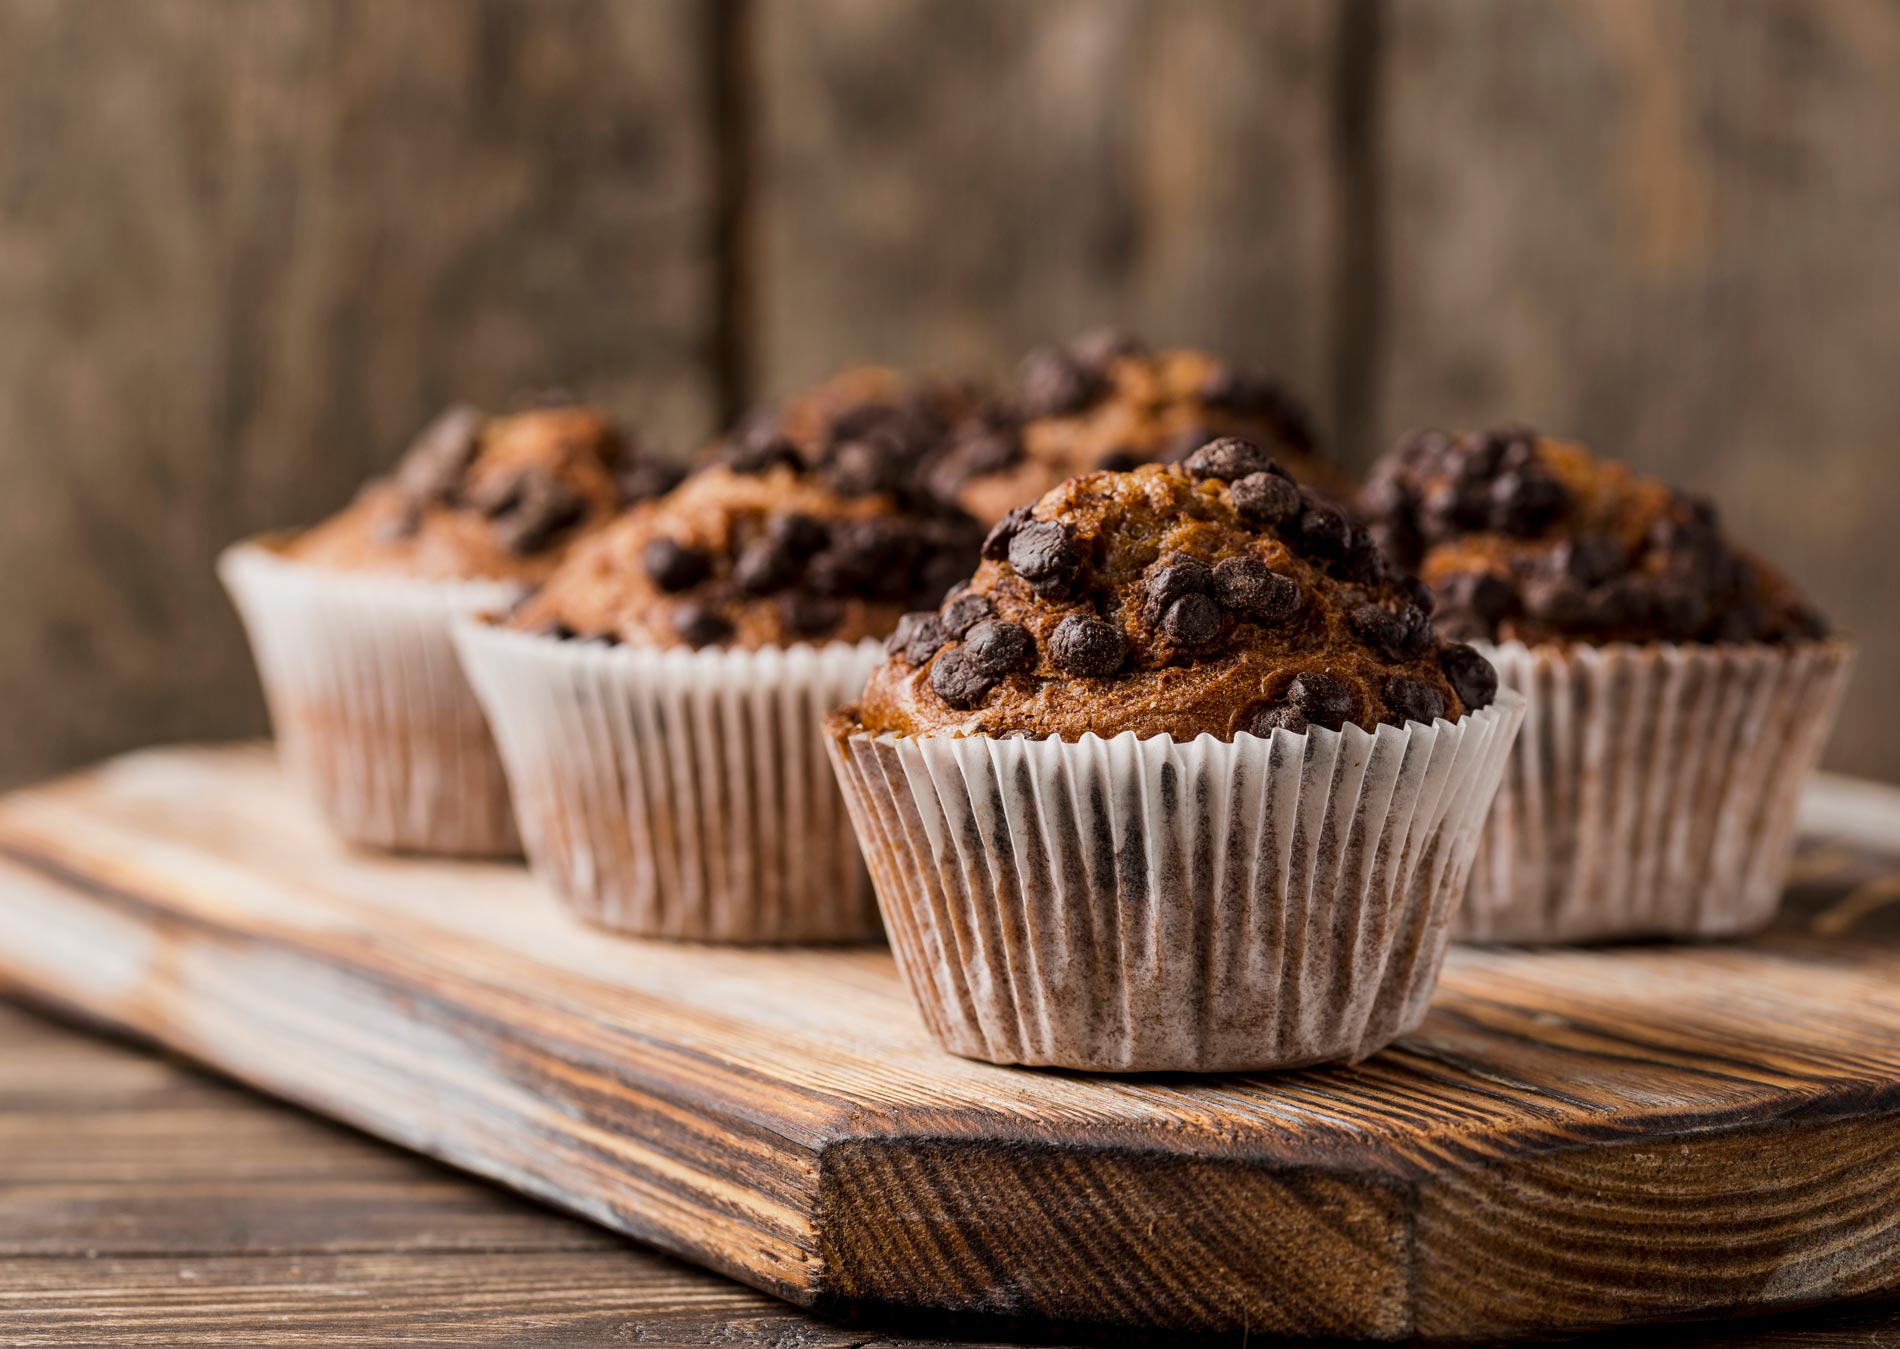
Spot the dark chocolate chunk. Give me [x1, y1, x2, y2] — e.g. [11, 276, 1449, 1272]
[1183, 436, 1268, 483]
[1229, 470, 1302, 528]
[1440, 642, 1498, 710]
[1553, 533, 1624, 587]
[395, 404, 483, 504]
[1288, 672, 1353, 731]
[823, 435, 906, 497]
[672, 603, 732, 648]
[733, 539, 799, 596]
[1349, 602, 1433, 661]
[614, 459, 685, 505]
[1017, 346, 1106, 419]
[903, 615, 951, 666]
[1486, 470, 1570, 536]
[536, 619, 577, 642]
[1159, 592, 1223, 648]
[766, 512, 831, 557]
[1212, 557, 1300, 624]
[982, 505, 1034, 562]
[929, 646, 997, 709]
[1250, 704, 1310, 737]
[1384, 676, 1446, 728]
[809, 519, 906, 598]
[1330, 527, 1386, 585]
[1142, 553, 1215, 622]
[1290, 494, 1351, 558]
[886, 611, 934, 657]
[1436, 571, 1518, 635]
[779, 592, 844, 638]
[490, 472, 586, 553]
[939, 591, 996, 637]
[962, 619, 1037, 677]
[1096, 447, 1145, 473]
[1048, 614, 1127, 677]
[642, 537, 711, 592]
[1007, 520, 1082, 596]
[720, 433, 801, 476]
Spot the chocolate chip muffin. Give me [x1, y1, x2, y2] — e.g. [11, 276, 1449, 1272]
[289, 403, 679, 583]
[826, 438, 1525, 1073]
[222, 401, 673, 857]
[925, 331, 1339, 527]
[1359, 427, 1851, 944]
[1360, 428, 1827, 647]
[459, 454, 984, 945]
[507, 460, 982, 652]
[856, 444, 1493, 743]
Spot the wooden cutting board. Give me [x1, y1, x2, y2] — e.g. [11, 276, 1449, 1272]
[2, 744, 1897, 1341]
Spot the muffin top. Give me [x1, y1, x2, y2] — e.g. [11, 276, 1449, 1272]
[850, 440, 1498, 742]
[1359, 428, 1828, 646]
[507, 454, 985, 651]
[286, 403, 680, 584]
[925, 331, 1338, 527]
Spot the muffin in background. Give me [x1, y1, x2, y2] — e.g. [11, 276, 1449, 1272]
[1360, 427, 1852, 943]
[456, 445, 985, 943]
[923, 330, 1341, 526]
[830, 443, 1523, 1073]
[221, 402, 673, 856]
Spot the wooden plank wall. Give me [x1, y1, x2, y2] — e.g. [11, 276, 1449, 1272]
[3, 0, 1895, 786]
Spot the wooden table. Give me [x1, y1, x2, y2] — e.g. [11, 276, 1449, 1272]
[4, 1000, 1900, 1347]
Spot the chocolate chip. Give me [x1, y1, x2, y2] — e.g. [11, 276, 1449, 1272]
[982, 505, 1034, 562]
[928, 427, 1022, 497]
[614, 459, 685, 505]
[1250, 704, 1309, 737]
[1288, 673, 1353, 731]
[395, 404, 483, 504]
[490, 472, 586, 553]
[535, 619, 577, 641]
[1331, 527, 1386, 585]
[1048, 614, 1127, 677]
[1290, 495, 1351, 558]
[1018, 347, 1105, 419]
[643, 538, 711, 592]
[1440, 643, 1498, 710]
[1184, 436, 1269, 483]
[902, 615, 951, 665]
[887, 611, 934, 657]
[1007, 520, 1082, 596]
[1142, 553, 1214, 622]
[1553, 533, 1623, 587]
[823, 436, 906, 497]
[809, 519, 906, 599]
[733, 539, 799, 596]
[721, 433, 801, 476]
[1212, 557, 1301, 625]
[1487, 470, 1570, 536]
[1522, 575, 1594, 628]
[1160, 592, 1223, 648]
[962, 619, 1037, 677]
[1384, 676, 1445, 728]
[1436, 571, 1518, 636]
[1230, 471, 1302, 528]
[939, 591, 995, 637]
[779, 592, 844, 638]
[929, 646, 996, 709]
[1096, 448, 1145, 473]
[672, 604, 732, 648]
[766, 512, 830, 557]
[1349, 602, 1433, 661]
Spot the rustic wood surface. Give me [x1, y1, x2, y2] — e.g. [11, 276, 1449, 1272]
[10, 1003, 1900, 1349]
[1, 745, 1898, 1341]
[4, 0, 1895, 793]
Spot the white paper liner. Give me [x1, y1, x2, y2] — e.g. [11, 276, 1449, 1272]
[219, 539, 525, 856]
[1457, 639, 1854, 944]
[454, 620, 886, 943]
[827, 695, 1525, 1073]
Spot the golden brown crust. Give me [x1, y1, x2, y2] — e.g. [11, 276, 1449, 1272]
[853, 457, 1491, 742]
[507, 464, 983, 651]
[286, 405, 670, 584]
[1359, 430, 1828, 646]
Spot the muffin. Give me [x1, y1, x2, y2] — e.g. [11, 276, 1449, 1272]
[828, 442, 1524, 1072]
[922, 330, 1341, 527]
[1360, 428, 1853, 942]
[454, 449, 985, 943]
[220, 402, 673, 855]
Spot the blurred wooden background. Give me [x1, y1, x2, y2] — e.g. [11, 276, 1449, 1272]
[2, 0, 1896, 787]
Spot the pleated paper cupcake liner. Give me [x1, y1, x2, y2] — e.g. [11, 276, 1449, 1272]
[1457, 639, 1854, 944]
[454, 620, 885, 943]
[218, 538, 526, 856]
[827, 694, 1525, 1073]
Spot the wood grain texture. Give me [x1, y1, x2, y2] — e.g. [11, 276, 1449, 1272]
[0, 0, 718, 792]
[2, 747, 1899, 1340]
[749, 0, 1344, 419]
[1373, 0, 1900, 779]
